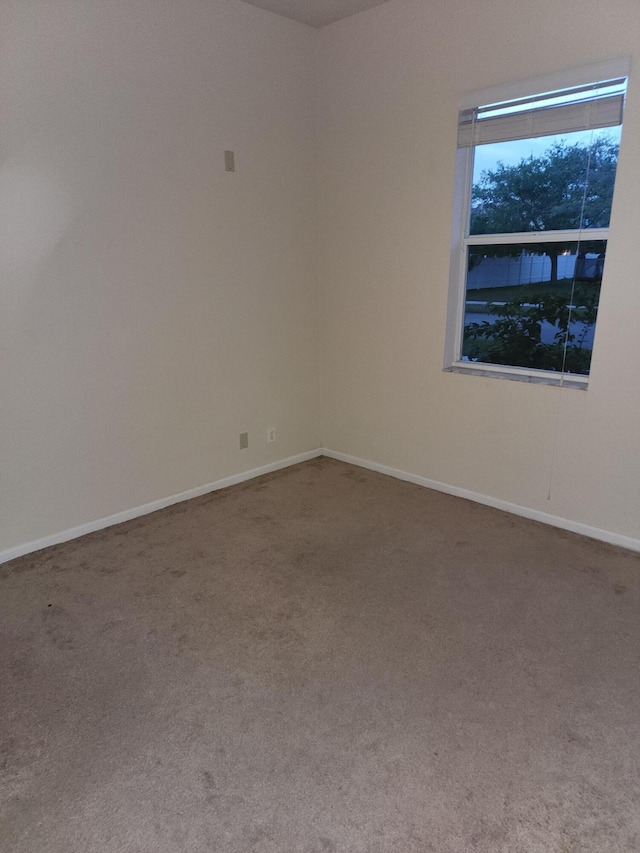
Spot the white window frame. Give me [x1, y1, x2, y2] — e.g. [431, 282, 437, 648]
[443, 59, 630, 389]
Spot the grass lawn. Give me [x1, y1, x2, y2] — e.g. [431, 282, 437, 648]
[465, 278, 600, 305]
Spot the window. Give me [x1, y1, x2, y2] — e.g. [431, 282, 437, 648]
[444, 65, 628, 387]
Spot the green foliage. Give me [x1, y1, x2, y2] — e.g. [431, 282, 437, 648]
[463, 136, 612, 372]
[471, 137, 619, 235]
[463, 285, 599, 374]
[469, 136, 618, 282]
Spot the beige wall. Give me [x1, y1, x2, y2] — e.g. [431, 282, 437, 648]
[3, 0, 640, 556]
[318, 0, 640, 541]
[0, 0, 319, 552]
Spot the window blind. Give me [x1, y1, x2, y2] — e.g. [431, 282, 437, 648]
[458, 84, 625, 148]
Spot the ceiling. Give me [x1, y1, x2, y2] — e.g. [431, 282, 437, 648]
[240, 0, 391, 28]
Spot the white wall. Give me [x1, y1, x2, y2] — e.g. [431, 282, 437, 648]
[0, 0, 319, 552]
[3, 0, 640, 557]
[318, 0, 640, 541]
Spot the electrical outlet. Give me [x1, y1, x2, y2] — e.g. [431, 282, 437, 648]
[239, 432, 248, 450]
[267, 428, 276, 444]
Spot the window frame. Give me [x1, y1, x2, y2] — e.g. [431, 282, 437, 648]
[443, 59, 630, 389]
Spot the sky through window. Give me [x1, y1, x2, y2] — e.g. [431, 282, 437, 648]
[472, 126, 622, 184]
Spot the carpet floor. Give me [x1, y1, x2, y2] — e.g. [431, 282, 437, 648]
[1, 457, 640, 852]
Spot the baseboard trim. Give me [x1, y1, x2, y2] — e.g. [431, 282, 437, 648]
[4, 446, 638, 564]
[0, 449, 323, 565]
[322, 448, 640, 554]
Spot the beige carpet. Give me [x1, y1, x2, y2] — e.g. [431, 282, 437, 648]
[1, 457, 640, 852]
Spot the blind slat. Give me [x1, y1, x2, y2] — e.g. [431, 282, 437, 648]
[458, 92, 624, 148]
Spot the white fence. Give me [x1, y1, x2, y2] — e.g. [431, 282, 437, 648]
[467, 252, 577, 290]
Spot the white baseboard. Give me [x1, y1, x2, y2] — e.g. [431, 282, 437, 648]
[4, 445, 639, 565]
[0, 449, 323, 565]
[322, 448, 640, 554]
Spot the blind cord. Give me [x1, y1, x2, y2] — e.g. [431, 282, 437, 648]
[546, 124, 597, 501]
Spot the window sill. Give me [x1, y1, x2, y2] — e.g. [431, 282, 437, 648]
[444, 362, 589, 389]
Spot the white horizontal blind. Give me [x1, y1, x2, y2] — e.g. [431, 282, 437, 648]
[458, 83, 625, 148]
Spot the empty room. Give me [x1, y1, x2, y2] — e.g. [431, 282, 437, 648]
[2, 0, 640, 850]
